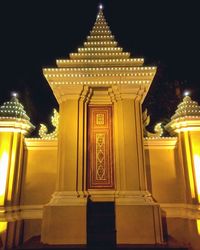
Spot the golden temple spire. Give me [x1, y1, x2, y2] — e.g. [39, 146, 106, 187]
[43, 5, 157, 103]
[56, 5, 144, 68]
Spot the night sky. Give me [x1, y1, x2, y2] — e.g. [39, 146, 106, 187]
[0, 1, 199, 135]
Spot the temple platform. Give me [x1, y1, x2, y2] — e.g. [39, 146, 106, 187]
[15, 236, 188, 250]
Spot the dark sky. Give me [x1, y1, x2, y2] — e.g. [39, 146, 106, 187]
[0, 1, 199, 134]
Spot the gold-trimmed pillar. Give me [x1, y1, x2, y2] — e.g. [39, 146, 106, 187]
[111, 85, 163, 244]
[41, 85, 89, 245]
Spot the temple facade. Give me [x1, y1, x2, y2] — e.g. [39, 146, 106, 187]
[0, 6, 200, 250]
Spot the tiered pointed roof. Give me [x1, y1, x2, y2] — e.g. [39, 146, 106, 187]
[56, 8, 144, 68]
[0, 95, 30, 121]
[171, 96, 200, 120]
[165, 95, 200, 134]
[43, 6, 157, 102]
[0, 94, 35, 134]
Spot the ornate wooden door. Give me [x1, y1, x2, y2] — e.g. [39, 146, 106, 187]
[87, 105, 114, 189]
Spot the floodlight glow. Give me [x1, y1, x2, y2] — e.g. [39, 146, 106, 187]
[99, 4, 103, 10]
[194, 154, 200, 203]
[197, 220, 200, 235]
[0, 152, 9, 205]
[0, 222, 7, 233]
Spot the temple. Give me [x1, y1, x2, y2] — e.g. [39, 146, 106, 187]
[0, 6, 200, 250]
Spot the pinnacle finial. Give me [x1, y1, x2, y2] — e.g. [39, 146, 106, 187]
[99, 3, 103, 10]
[183, 90, 190, 97]
[11, 92, 18, 98]
[11, 91, 19, 102]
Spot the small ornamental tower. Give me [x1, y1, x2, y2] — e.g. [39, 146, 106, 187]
[42, 6, 163, 245]
[0, 94, 34, 248]
[166, 96, 200, 204]
[0, 94, 34, 206]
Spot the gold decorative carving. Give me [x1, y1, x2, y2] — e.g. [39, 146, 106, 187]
[96, 133, 106, 180]
[142, 109, 163, 137]
[96, 113, 105, 125]
[39, 109, 59, 139]
[88, 106, 114, 189]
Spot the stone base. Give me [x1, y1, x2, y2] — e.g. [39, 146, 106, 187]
[115, 191, 163, 244]
[41, 192, 87, 245]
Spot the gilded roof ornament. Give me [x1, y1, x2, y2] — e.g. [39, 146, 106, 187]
[142, 109, 163, 137]
[39, 109, 59, 139]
